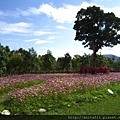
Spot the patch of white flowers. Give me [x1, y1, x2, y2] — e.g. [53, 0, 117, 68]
[68, 104, 71, 107]
[38, 108, 46, 113]
[1, 110, 10, 115]
[108, 89, 114, 94]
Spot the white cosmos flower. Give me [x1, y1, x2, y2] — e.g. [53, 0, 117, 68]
[108, 89, 114, 94]
[68, 104, 71, 107]
[38, 108, 46, 113]
[1, 110, 10, 115]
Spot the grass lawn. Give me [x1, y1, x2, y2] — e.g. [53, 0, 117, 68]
[45, 95, 120, 115]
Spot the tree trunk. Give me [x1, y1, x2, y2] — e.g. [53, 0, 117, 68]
[91, 40, 97, 67]
[92, 51, 97, 67]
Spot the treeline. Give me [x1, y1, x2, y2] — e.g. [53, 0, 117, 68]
[0, 43, 120, 76]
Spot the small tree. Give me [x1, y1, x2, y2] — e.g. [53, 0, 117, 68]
[64, 53, 71, 72]
[56, 57, 65, 71]
[72, 55, 82, 71]
[7, 55, 23, 74]
[40, 50, 56, 72]
[73, 6, 120, 67]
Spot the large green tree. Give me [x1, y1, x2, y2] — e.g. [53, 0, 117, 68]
[73, 6, 120, 67]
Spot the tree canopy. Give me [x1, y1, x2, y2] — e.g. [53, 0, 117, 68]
[73, 6, 120, 66]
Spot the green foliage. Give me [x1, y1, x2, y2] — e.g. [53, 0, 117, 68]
[56, 53, 72, 72]
[39, 51, 56, 71]
[73, 6, 120, 67]
[56, 57, 65, 71]
[73, 6, 120, 50]
[112, 58, 120, 71]
[9, 47, 39, 74]
[7, 55, 24, 74]
[72, 55, 82, 72]
[0, 44, 10, 76]
[0, 43, 120, 75]
[64, 53, 72, 72]
[81, 53, 92, 66]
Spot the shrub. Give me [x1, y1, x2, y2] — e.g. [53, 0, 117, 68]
[78, 66, 109, 74]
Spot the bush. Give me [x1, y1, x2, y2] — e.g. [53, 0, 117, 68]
[78, 66, 109, 74]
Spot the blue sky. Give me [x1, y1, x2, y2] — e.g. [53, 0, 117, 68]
[0, 0, 120, 58]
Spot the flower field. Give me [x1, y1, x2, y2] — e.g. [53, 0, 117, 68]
[0, 73, 120, 115]
[1, 73, 120, 99]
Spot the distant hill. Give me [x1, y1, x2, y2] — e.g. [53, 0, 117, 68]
[104, 54, 120, 61]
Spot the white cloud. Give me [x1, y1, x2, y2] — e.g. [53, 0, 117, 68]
[103, 7, 120, 18]
[35, 40, 52, 44]
[0, 8, 29, 17]
[0, 10, 18, 17]
[33, 30, 54, 36]
[47, 36, 58, 40]
[24, 39, 37, 42]
[17, 8, 30, 16]
[37, 2, 95, 23]
[99, 45, 120, 57]
[56, 25, 69, 29]
[18, 2, 94, 23]
[1, 2, 120, 24]
[0, 21, 56, 36]
[41, 46, 50, 50]
[0, 10, 5, 16]
[19, 1, 120, 23]
[0, 21, 32, 34]
[24, 38, 53, 44]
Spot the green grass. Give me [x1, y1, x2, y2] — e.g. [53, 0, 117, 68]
[0, 80, 120, 115]
[44, 95, 120, 115]
[0, 79, 44, 95]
